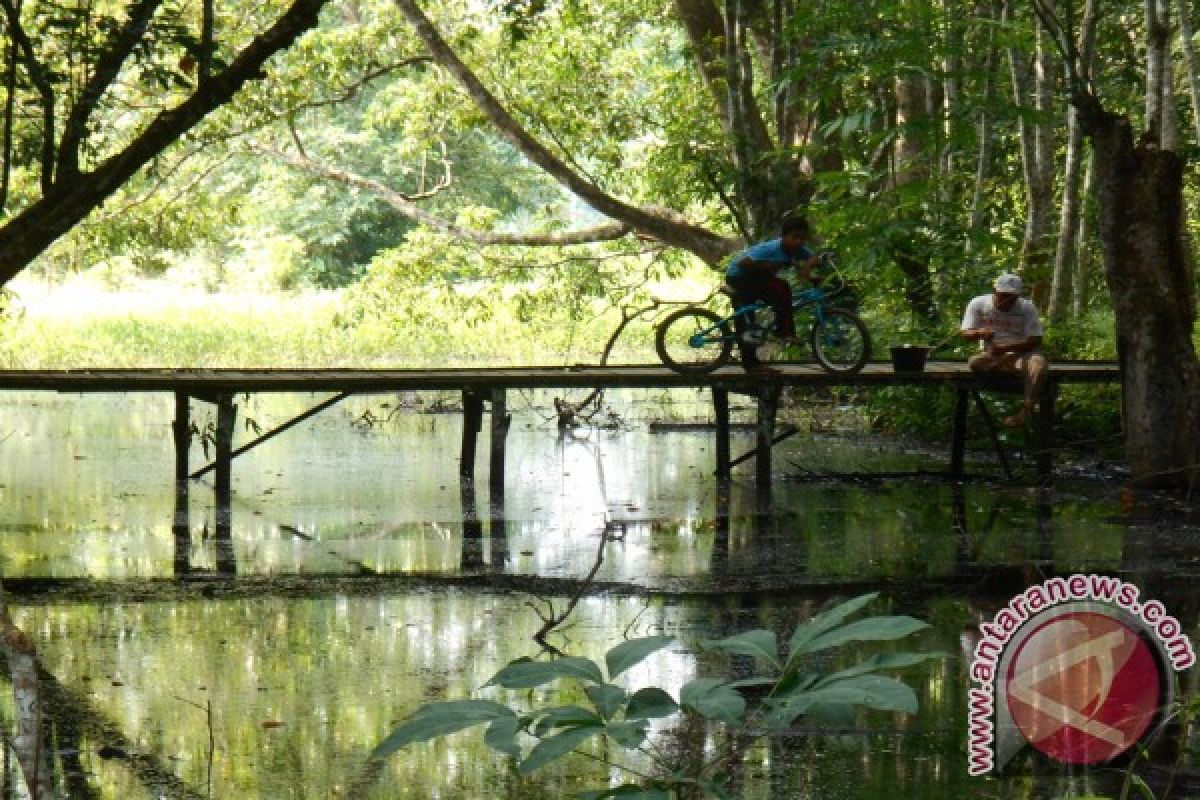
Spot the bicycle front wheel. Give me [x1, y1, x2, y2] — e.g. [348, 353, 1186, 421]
[810, 309, 871, 374]
[655, 307, 734, 374]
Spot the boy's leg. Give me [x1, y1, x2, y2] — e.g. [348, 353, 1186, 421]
[763, 277, 796, 338]
[731, 302, 761, 368]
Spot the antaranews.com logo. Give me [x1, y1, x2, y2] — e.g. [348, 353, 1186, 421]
[967, 574, 1195, 775]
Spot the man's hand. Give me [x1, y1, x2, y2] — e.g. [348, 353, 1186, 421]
[961, 328, 995, 343]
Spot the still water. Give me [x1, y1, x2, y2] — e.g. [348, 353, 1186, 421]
[0, 390, 1195, 798]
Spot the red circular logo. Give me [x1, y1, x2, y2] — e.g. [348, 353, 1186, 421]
[1005, 611, 1162, 765]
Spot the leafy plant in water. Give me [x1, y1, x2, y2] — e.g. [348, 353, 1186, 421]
[371, 592, 944, 798]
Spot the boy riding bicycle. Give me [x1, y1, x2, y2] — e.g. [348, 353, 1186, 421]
[724, 215, 822, 377]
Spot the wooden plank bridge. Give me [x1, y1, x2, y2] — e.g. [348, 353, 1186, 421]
[0, 361, 1122, 499]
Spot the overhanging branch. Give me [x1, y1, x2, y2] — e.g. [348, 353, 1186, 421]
[391, 0, 739, 265]
[261, 146, 634, 247]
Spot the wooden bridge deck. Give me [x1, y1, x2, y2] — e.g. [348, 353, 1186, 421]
[0, 360, 1120, 392]
[0, 360, 1123, 491]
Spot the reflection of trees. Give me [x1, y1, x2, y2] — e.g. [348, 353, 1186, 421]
[1, 601, 52, 799]
[0, 598, 206, 800]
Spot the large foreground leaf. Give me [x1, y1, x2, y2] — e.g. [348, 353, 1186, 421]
[486, 656, 605, 688]
[703, 629, 781, 669]
[372, 700, 513, 759]
[605, 636, 675, 680]
[788, 593, 879, 658]
[801, 616, 929, 653]
[680, 678, 746, 725]
[518, 724, 605, 774]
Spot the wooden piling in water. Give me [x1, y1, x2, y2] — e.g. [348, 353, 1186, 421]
[214, 394, 237, 506]
[489, 388, 510, 498]
[172, 392, 190, 487]
[713, 387, 731, 481]
[214, 393, 238, 575]
[171, 391, 192, 575]
[1036, 381, 1058, 483]
[460, 391, 484, 479]
[755, 384, 779, 485]
[950, 387, 969, 478]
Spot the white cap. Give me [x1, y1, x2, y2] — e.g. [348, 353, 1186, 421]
[994, 273, 1023, 294]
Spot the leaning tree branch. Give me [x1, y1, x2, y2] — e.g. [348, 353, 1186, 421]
[391, 0, 740, 265]
[261, 146, 635, 246]
[0, 0, 333, 285]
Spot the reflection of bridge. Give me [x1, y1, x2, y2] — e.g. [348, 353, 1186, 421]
[0, 361, 1120, 495]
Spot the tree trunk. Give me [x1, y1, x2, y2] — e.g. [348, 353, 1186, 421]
[1082, 101, 1200, 488]
[967, 0, 1000, 253]
[890, 68, 938, 322]
[1176, 0, 1200, 142]
[1048, 0, 1098, 321]
[1071, 151, 1095, 317]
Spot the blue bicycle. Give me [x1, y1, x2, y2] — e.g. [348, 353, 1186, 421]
[654, 255, 871, 375]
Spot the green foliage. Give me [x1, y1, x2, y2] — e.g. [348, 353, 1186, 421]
[372, 594, 944, 798]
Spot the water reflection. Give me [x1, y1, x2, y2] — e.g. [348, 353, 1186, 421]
[0, 392, 1195, 797]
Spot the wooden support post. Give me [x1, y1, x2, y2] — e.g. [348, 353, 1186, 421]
[1036, 381, 1058, 484]
[489, 389, 510, 498]
[214, 393, 237, 575]
[171, 392, 192, 575]
[755, 384, 780, 485]
[172, 392, 191, 487]
[950, 386, 969, 478]
[214, 394, 237, 505]
[713, 387, 731, 481]
[460, 391, 485, 479]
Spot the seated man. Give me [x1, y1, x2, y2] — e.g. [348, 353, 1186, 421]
[960, 273, 1048, 427]
[724, 215, 822, 377]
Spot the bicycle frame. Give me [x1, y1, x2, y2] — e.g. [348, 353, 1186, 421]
[686, 286, 834, 348]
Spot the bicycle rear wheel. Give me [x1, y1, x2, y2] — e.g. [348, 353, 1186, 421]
[810, 308, 871, 374]
[655, 307, 734, 374]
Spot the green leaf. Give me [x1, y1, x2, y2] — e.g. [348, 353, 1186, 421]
[624, 687, 678, 720]
[703, 629, 781, 669]
[532, 705, 603, 735]
[788, 593, 879, 658]
[483, 714, 522, 757]
[372, 700, 514, 759]
[486, 656, 605, 689]
[765, 674, 918, 728]
[577, 786, 670, 800]
[518, 724, 604, 774]
[813, 652, 948, 686]
[802, 616, 929, 653]
[586, 683, 628, 720]
[605, 719, 649, 749]
[605, 636, 675, 680]
[679, 678, 746, 725]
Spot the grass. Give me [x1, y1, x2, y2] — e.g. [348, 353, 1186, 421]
[0, 276, 657, 368]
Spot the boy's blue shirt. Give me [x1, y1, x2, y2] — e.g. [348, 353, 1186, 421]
[725, 238, 812, 281]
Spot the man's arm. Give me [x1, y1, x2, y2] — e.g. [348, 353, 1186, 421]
[960, 300, 991, 342]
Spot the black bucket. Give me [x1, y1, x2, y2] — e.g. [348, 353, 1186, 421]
[890, 344, 930, 373]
